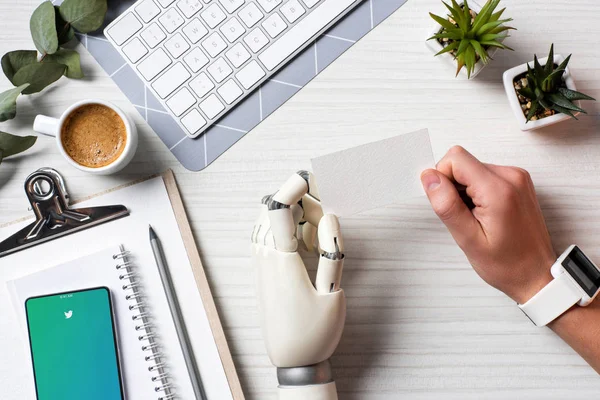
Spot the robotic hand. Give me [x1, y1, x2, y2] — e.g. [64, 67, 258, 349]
[251, 171, 346, 400]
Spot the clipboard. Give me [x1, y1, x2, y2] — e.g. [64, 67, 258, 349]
[0, 169, 245, 400]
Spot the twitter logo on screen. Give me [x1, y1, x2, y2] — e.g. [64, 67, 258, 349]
[64, 310, 73, 319]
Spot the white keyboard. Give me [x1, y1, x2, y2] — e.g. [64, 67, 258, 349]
[105, 0, 362, 138]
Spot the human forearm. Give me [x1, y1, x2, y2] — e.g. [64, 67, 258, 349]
[550, 301, 600, 373]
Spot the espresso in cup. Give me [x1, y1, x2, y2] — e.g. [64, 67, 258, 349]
[61, 104, 127, 168]
[34, 99, 138, 175]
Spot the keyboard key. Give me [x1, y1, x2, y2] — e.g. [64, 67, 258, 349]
[280, 0, 305, 23]
[181, 109, 207, 134]
[244, 28, 269, 53]
[218, 0, 245, 13]
[165, 33, 191, 58]
[238, 3, 263, 27]
[189, 72, 214, 97]
[107, 13, 142, 45]
[235, 60, 265, 89]
[262, 13, 287, 38]
[301, 0, 320, 8]
[177, 0, 203, 18]
[257, 0, 282, 13]
[137, 48, 172, 80]
[166, 87, 197, 116]
[184, 47, 209, 72]
[182, 18, 209, 43]
[200, 94, 225, 119]
[135, 0, 161, 22]
[220, 17, 245, 42]
[157, 0, 176, 7]
[122, 38, 148, 63]
[201, 3, 226, 28]
[217, 79, 243, 104]
[259, 0, 356, 70]
[141, 22, 167, 48]
[225, 42, 250, 68]
[201, 32, 227, 57]
[152, 63, 191, 98]
[159, 8, 185, 33]
[207, 57, 233, 83]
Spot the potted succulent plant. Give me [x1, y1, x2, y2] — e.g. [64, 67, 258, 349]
[426, 0, 515, 78]
[502, 44, 596, 131]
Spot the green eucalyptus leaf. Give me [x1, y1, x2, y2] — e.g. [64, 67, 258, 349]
[59, 0, 107, 33]
[13, 62, 66, 94]
[55, 6, 75, 45]
[1, 50, 38, 83]
[0, 84, 29, 122]
[0, 131, 37, 159]
[30, 1, 59, 55]
[43, 49, 83, 78]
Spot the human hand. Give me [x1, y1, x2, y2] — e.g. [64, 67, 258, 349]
[420, 146, 556, 304]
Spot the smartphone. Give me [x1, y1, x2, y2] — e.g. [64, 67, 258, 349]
[25, 287, 125, 400]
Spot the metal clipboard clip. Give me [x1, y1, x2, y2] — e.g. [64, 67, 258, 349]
[0, 168, 129, 258]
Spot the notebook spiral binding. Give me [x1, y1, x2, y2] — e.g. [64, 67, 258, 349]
[114, 248, 176, 400]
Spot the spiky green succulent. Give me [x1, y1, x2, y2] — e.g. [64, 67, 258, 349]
[517, 44, 596, 121]
[428, 0, 515, 78]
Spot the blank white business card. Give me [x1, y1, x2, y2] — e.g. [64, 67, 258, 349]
[311, 129, 435, 217]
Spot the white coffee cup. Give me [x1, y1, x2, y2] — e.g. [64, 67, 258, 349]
[33, 99, 138, 175]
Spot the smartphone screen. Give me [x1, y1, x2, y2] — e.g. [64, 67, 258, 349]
[25, 287, 125, 400]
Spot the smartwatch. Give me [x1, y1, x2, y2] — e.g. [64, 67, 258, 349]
[519, 245, 600, 326]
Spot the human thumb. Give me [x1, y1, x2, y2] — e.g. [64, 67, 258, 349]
[420, 169, 483, 247]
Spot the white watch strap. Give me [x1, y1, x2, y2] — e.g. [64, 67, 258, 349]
[519, 273, 581, 326]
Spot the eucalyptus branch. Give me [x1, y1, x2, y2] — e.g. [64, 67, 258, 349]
[0, 0, 107, 164]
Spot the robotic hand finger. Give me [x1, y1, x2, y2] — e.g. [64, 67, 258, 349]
[252, 172, 346, 400]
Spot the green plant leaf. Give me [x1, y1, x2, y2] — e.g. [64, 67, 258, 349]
[464, 45, 476, 78]
[556, 54, 571, 72]
[470, 40, 488, 63]
[0, 84, 29, 122]
[30, 1, 59, 55]
[59, 0, 107, 33]
[525, 101, 539, 122]
[1, 50, 38, 83]
[442, 1, 462, 23]
[517, 87, 535, 100]
[455, 38, 470, 57]
[488, 25, 516, 34]
[490, 7, 505, 22]
[43, 48, 83, 78]
[428, 30, 463, 41]
[434, 41, 459, 56]
[0, 131, 37, 162]
[12, 62, 66, 94]
[558, 87, 596, 101]
[476, 19, 511, 36]
[455, 53, 465, 77]
[54, 5, 75, 45]
[547, 93, 586, 113]
[550, 104, 577, 119]
[544, 44, 554, 74]
[430, 12, 457, 31]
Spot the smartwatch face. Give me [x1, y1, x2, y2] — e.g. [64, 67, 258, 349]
[562, 246, 600, 297]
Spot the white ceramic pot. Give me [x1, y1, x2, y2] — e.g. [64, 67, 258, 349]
[425, 0, 506, 79]
[502, 55, 579, 131]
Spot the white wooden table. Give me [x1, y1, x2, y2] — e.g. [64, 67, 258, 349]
[1, 0, 599, 398]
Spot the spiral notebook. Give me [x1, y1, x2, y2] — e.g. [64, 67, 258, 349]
[1, 172, 243, 400]
[8, 246, 184, 399]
